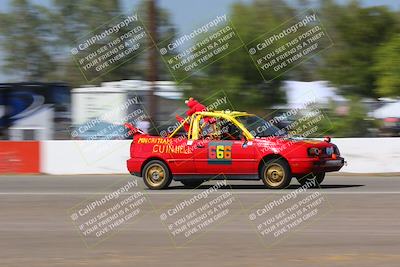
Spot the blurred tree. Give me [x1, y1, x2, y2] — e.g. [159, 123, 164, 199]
[0, 0, 177, 88]
[51, 0, 176, 86]
[0, 0, 55, 81]
[47, 0, 121, 85]
[184, 0, 298, 111]
[316, 96, 373, 137]
[319, 0, 398, 98]
[373, 34, 400, 97]
[135, 0, 177, 81]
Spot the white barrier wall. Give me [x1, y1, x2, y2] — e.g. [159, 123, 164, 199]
[41, 138, 400, 174]
[41, 140, 131, 175]
[333, 138, 400, 173]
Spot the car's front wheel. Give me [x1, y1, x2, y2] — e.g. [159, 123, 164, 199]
[297, 172, 325, 187]
[260, 159, 292, 189]
[142, 160, 172, 190]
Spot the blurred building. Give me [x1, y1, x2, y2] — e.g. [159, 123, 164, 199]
[71, 80, 185, 139]
[370, 100, 400, 136]
[266, 81, 346, 128]
[0, 83, 70, 140]
[273, 81, 347, 110]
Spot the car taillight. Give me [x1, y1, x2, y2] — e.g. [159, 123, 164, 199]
[130, 141, 135, 157]
[308, 147, 321, 157]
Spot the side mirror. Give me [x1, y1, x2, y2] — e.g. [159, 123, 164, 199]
[242, 138, 253, 148]
[242, 140, 248, 148]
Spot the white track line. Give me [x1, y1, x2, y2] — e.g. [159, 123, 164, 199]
[1, 191, 400, 195]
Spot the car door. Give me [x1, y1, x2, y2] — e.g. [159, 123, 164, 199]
[193, 116, 256, 175]
[145, 124, 196, 175]
[163, 136, 196, 174]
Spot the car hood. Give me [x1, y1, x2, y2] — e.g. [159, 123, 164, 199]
[254, 136, 335, 153]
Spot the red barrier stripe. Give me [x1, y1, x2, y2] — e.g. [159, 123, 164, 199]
[0, 141, 40, 174]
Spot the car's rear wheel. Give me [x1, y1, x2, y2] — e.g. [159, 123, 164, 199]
[297, 172, 325, 187]
[180, 180, 204, 188]
[142, 160, 172, 190]
[260, 159, 292, 189]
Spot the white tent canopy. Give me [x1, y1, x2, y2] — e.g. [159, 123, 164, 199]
[274, 81, 346, 109]
[372, 101, 400, 119]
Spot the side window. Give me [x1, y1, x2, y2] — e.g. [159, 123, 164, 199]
[219, 119, 242, 140]
[198, 116, 217, 140]
[198, 117, 242, 140]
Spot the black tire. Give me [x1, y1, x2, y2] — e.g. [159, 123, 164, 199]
[297, 173, 325, 188]
[180, 180, 204, 188]
[142, 160, 172, 190]
[260, 158, 292, 189]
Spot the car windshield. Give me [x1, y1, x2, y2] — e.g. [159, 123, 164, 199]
[235, 115, 286, 138]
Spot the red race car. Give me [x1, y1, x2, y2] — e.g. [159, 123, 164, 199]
[126, 111, 345, 190]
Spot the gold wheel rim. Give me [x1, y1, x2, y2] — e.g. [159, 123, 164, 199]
[264, 163, 285, 187]
[145, 164, 165, 187]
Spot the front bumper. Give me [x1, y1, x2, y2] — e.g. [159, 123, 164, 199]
[290, 157, 345, 174]
[312, 157, 346, 172]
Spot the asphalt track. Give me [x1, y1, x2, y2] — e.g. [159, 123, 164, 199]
[1, 174, 400, 267]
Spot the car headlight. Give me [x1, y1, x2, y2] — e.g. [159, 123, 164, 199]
[334, 145, 340, 156]
[308, 147, 321, 156]
[325, 146, 334, 156]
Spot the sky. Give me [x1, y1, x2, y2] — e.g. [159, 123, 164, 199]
[0, 0, 251, 36]
[1, 0, 399, 35]
[0, 0, 399, 82]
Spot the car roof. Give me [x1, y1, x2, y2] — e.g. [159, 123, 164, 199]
[193, 110, 252, 117]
